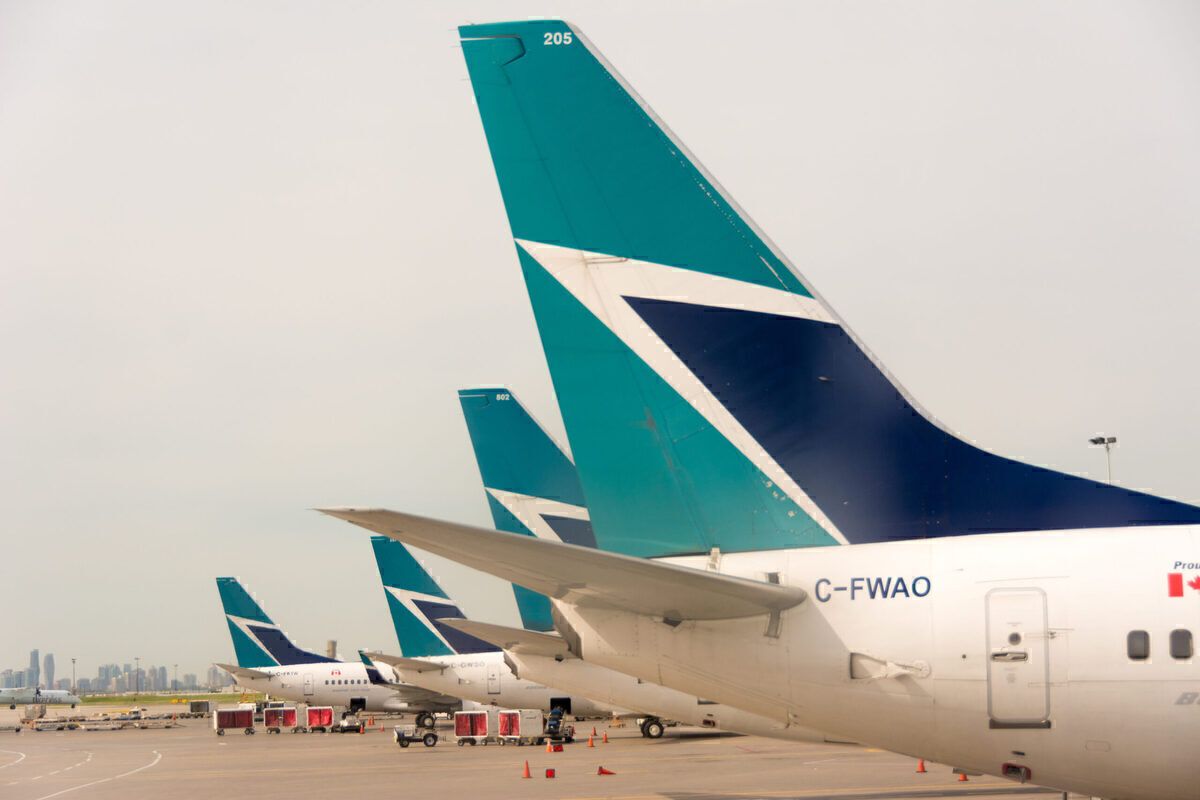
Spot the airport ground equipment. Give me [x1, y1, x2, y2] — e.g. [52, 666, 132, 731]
[303, 705, 334, 733]
[213, 707, 255, 736]
[544, 707, 575, 744]
[497, 709, 544, 745]
[189, 701, 214, 714]
[264, 706, 298, 734]
[393, 724, 438, 748]
[332, 713, 364, 733]
[454, 708, 497, 746]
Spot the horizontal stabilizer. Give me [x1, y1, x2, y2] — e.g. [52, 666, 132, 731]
[319, 508, 805, 620]
[364, 651, 448, 674]
[440, 618, 575, 660]
[214, 663, 272, 681]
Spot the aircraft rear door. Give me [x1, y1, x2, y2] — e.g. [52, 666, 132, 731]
[486, 663, 501, 695]
[986, 587, 1050, 728]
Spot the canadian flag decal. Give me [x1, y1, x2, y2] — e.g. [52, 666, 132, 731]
[1168, 574, 1200, 597]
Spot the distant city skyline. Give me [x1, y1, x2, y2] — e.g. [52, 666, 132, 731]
[0, 649, 227, 693]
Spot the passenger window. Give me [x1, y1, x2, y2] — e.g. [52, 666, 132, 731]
[1170, 629, 1193, 660]
[1127, 630, 1150, 660]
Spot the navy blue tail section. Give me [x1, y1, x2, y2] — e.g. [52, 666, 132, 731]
[628, 298, 1200, 541]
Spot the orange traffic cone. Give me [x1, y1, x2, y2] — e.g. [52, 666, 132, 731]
[958, 773, 969, 782]
[521, 760, 531, 779]
[368, 716, 374, 727]
[588, 735, 595, 748]
[598, 766, 615, 776]
[546, 741, 553, 753]
[592, 726, 597, 737]
[916, 759, 927, 773]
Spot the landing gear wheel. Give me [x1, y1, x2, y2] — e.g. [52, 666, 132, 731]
[643, 720, 664, 739]
[416, 712, 435, 729]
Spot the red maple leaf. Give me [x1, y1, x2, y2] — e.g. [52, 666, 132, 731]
[1188, 576, 1200, 593]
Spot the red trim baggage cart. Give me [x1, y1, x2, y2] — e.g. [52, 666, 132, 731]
[213, 707, 255, 736]
[454, 708, 497, 746]
[305, 706, 334, 733]
[497, 709, 544, 746]
[264, 706, 298, 734]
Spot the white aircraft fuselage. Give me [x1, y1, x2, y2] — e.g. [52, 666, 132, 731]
[553, 526, 1200, 800]
[505, 649, 842, 742]
[380, 650, 622, 718]
[2, 688, 81, 708]
[226, 662, 423, 712]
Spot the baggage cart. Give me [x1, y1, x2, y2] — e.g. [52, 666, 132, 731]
[454, 708, 497, 746]
[213, 707, 255, 736]
[264, 706, 298, 734]
[497, 709, 544, 746]
[304, 705, 334, 733]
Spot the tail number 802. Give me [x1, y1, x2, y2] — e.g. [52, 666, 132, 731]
[544, 31, 573, 46]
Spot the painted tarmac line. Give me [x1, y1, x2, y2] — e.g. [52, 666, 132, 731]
[0, 749, 26, 769]
[31, 750, 162, 800]
[564, 785, 1055, 800]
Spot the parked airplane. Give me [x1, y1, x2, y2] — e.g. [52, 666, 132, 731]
[364, 534, 622, 721]
[214, 576, 458, 717]
[2, 687, 80, 709]
[453, 385, 848, 741]
[321, 19, 1200, 800]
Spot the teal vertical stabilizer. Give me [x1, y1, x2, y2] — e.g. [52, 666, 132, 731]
[458, 388, 588, 631]
[458, 21, 834, 558]
[370, 536, 498, 657]
[216, 577, 280, 669]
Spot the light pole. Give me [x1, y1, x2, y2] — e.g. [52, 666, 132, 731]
[71, 658, 76, 695]
[1089, 435, 1117, 483]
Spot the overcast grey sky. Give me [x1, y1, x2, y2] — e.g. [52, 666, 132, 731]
[3, 0, 1198, 680]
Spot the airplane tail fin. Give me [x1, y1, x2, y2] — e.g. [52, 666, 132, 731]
[459, 20, 1200, 552]
[458, 387, 594, 632]
[215, 577, 335, 667]
[370, 535, 499, 656]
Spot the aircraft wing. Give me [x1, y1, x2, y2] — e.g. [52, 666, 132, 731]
[319, 508, 805, 621]
[364, 651, 449, 674]
[440, 618, 575, 660]
[215, 663, 273, 681]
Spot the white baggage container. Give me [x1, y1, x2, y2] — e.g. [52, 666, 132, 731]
[497, 709, 544, 746]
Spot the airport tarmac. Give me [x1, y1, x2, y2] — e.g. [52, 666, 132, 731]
[0, 705, 1064, 800]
